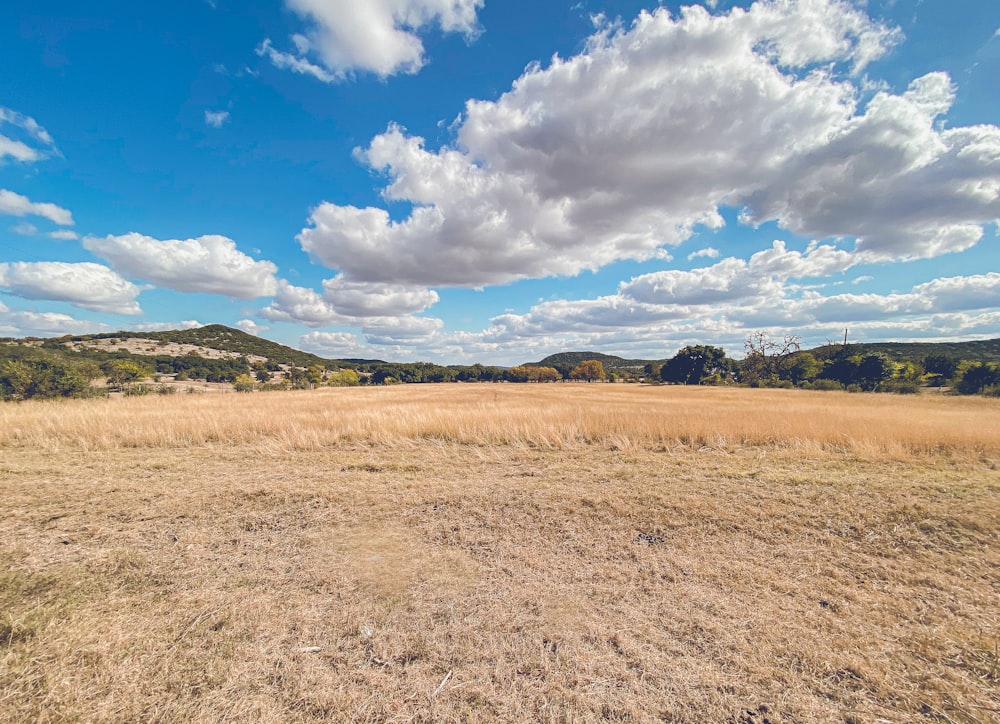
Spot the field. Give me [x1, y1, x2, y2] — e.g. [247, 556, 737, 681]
[1, 384, 998, 722]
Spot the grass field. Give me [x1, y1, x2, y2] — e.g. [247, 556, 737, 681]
[1, 385, 998, 722]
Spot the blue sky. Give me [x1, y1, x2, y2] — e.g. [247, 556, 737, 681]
[1, 0, 998, 365]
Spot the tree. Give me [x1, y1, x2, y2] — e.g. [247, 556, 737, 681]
[923, 354, 958, 384]
[779, 351, 820, 385]
[661, 345, 729, 385]
[956, 363, 999, 395]
[233, 374, 256, 392]
[103, 360, 148, 393]
[741, 332, 800, 386]
[305, 365, 326, 388]
[328, 369, 360, 386]
[569, 360, 606, 382]
[643, 363, 661, 382]
[856, 353, 894, 391]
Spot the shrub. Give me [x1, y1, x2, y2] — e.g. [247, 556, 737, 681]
[880, 380, 921, 395]
[802, 379, 844, 391]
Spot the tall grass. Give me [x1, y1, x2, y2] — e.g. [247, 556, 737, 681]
[1, 384, 997, 457]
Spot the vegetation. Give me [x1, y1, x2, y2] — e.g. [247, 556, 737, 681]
[660, 345, 732, 385]
[4, 325, 1000, 399]
[1, 385, 998, 722]
[568, 359, 607, 382]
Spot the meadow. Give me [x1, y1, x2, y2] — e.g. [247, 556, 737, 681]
[1, 384, 998, 722]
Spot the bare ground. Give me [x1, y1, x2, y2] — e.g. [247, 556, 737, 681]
[1, 388, 998, 722]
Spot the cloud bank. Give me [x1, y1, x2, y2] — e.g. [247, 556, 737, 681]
[296, 0, 996, 292]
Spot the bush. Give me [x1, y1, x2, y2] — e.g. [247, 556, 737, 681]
[879, 380, 921, 394]
[233, 374, 256, 393]
[802, 379, 844, 391]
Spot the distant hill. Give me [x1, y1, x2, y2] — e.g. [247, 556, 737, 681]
[16, 324, 384, 369]
[532, 351, 663, 372]
[535, 339, 1000, 371]
[809, 339, 1000, 365]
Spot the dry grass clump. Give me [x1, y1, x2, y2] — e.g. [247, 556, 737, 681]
[1, 385, 998, 722]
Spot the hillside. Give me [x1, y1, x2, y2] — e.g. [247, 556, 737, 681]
[809, 338, 1000, 364]
[12, 324, 388, 370]
[532, 351, 662, 372]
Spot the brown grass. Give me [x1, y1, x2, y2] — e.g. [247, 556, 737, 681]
[1, 384, 998, 722]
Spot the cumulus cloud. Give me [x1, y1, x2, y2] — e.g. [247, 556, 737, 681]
[204, 110, 230, 128]
[299, 331, 388, 360]
[0, 189, 74, 226]
[0, 261, 143, 315]
[298, 0, 997, 295]
[0, 305, 115, 338]
[83, 233, 279, 299]
[259, 279, 442, 343]
[236, 319, 270, 335]
[687, 247, 720, 261]
[259, 281, 342, 327]
[320, 275, 438, 317]
[0, 107, 57, 163]
[48, 230, 80, 241]
[261, 0, 483, 81]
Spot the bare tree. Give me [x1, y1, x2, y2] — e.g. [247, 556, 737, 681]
[741, 332, 801, 385]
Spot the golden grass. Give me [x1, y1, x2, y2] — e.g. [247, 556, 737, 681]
[1, 385, 999, 722]
[1, 384, 998, 457]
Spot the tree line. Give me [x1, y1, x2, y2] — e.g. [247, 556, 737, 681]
[3, 331, 999, 401]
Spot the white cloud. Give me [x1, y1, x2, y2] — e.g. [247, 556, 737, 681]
[300, 0, 1000, 294]
[687, 247, 720, 261]
[0, 261, 143, 315]
[256, 39, 339, 83]
[236, 319, 269, 335]
[299, 331, 388, 360]
[11, 222, 38, 236]
[47, 230, 80, 241]
[0, 306, 115, 338]
[0, 189, 74, 226]
[259, 279, 442, 342]
[259, 281, 342, 327]
[263, 0, 484, 81]
[204, 110, 230, 128]
[0, 107, 57, 163]
[129, 320, 204, 332]
[83, 233, 279, 299]
[298, 0, 997, 297]
[321, 275, 438, 317]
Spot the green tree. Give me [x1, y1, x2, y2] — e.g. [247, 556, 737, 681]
[104, 360, 148, 393]
[856, 353, 894, 391]
[661, 346, 729, 385]
[569, 360, 606, 382]
[233, 374, 256, 392]
[305, 365, 326, 388]
[956, 363, 999, 395]
[328, 369, 360, 386]
[779, 351, 820, 385]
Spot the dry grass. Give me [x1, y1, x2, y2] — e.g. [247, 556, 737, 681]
[1, 384, 998, 722]
[1, 384, 998, 457]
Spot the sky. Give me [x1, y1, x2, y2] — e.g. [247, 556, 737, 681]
[1, 0, 998, 365]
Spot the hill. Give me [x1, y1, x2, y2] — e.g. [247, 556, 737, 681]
[32, 325, 383, 369]
[532, 351, 662, 372]
[809, 338, 1000, 364]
